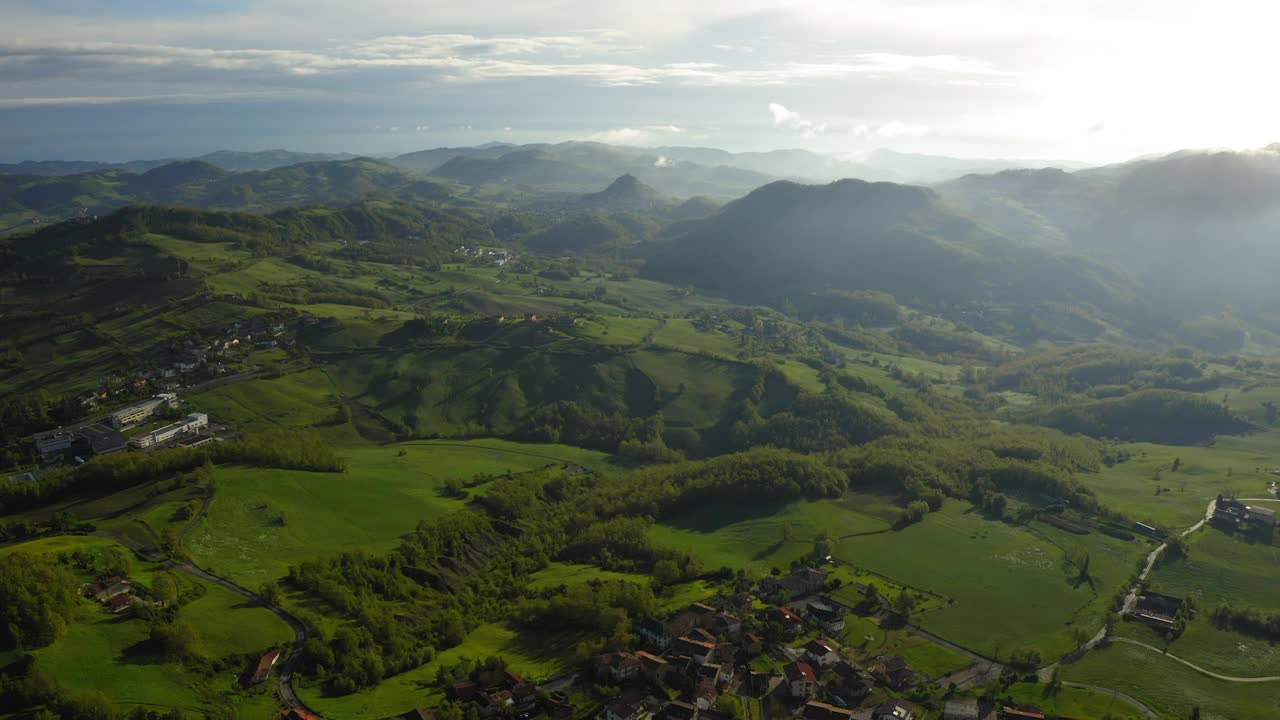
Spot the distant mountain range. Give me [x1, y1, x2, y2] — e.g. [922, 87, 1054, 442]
[0, 149, 360, 176]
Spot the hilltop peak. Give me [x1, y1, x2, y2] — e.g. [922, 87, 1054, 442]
[577, 174, 667, 212]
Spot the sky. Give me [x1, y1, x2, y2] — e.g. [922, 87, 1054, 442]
[2, 0, 1279, 163]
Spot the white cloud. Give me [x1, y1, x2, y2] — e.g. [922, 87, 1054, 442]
[589, 125, 684, 145]
[768, 102, 827, 136]
[654, 155, 674, 167]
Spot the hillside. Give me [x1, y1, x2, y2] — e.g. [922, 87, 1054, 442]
[0, 159, 452, 234]
[646, 178, 1152, 342]
[938, 148, 1280, 334]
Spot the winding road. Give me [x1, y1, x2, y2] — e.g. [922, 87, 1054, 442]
[1107, 638, 1280, 682]
[97, 495, 324, 719]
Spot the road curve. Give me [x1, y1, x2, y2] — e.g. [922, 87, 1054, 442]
[1107, 638, 1280, 683]
[97, 531, 323, 718]
[1060, 681, 1160, 719]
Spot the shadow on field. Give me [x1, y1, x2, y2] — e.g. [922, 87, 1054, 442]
[663, 503, 781, 532]
[118, 639, 165, 665]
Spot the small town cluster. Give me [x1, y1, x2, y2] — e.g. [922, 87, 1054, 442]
[439, 567, 1059, 720]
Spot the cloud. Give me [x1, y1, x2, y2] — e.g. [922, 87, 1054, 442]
[589, 125, 684, 145]
[768, 102, 827, 136]
[654, 155, 674, 167]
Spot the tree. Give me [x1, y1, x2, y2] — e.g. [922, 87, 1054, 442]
[813, 529, 834, 559]
[891, 591, 917, 620]
[1171, 457, 1182, 472]
[153, 572, 179, 606]
[782, 521, 794, 543]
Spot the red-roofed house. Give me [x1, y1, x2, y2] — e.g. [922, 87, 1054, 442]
[280, 710, 323, 720]
[108, 593, 136, 613]
[784, 661, 818, 698]
[803, 638, 839, 666]
[252, 648, 282, 684]
[765, 607, 805, 636]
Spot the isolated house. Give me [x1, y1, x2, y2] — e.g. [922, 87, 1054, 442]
[252, 648, 282, 684]
[94, 576, 131, 602]
[108, 594, 136, 613]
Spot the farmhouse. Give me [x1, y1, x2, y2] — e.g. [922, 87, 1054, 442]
[251, 648, 282, 684]
[91, 576, 132, 602]
[108, 594, 137, 613]
[1245, 505, 1277, 527]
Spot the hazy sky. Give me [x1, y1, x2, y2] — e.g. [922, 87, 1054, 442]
[2, 0, 1278, 162]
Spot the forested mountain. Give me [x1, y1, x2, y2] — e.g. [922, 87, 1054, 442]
[645, 178, 1153, 341]
[0, 149, 358, 176]
[0, 159, 452, 234]
[938, 147, 1280, 345]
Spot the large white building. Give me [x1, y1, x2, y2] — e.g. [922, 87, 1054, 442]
[109, 394, 179, 430]
[129, 413, 208, 449]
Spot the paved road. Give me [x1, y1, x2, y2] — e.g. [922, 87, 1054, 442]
[1060, 682, 1159, 719]
[98, 531, 323, 718]
[1108, 638, 1280, 683]
[184, 369, 264, 394]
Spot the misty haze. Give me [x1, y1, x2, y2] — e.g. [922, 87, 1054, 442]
[2, 3, 1280, 720]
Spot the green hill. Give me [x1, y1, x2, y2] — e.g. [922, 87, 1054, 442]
[647, 178, 1151, 342]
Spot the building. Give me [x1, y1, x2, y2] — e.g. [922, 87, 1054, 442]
[764, 607, 805, 636]
[130, 413, 208, 449]
[638, 617, 674, 650]
[602, 697, 652, 720]
[636, 650, 671, 683]
[1000, 707, 1046, 720]
[874, 700, 916, 720]
[803, 638, 840, 667]
[673, 636, 716, 665]
[761, 567, 830, 599]
[32, 428, 75, 457]
[784, 661, 818, 698]
[803, 701, 855, 720]
[595, 651, 642, 682]
[664, 701, 698, 720]
[943, 698, 980, 720]
[108, 594, 137, 613]
[871, 656, 913, 690]
[92, 576, 132, 602]
[807, 602, 845, 634]
[109, 394, 178, 430]
[79, 424, 128, 455]
[1245, 505, 1277, 527]
[252, 648, 282, 684]
[280, 710, 323, 720]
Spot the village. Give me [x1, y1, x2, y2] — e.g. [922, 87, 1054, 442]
[432, 567, 1067, 720]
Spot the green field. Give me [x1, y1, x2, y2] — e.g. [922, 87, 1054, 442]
[837, 615, 972, 678]
[300, 622, 574, 720]
[1148, 528, 1280, 611]
[1061, 642, 1280, 720]
[1077, 433, 1280, 529]
[3, 535, 290, 717]
[651, 499, 890, 574]
[187, 439, 612, 585]
[833, 503, 1146, 660]
[1001, 682, 1147, 720]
